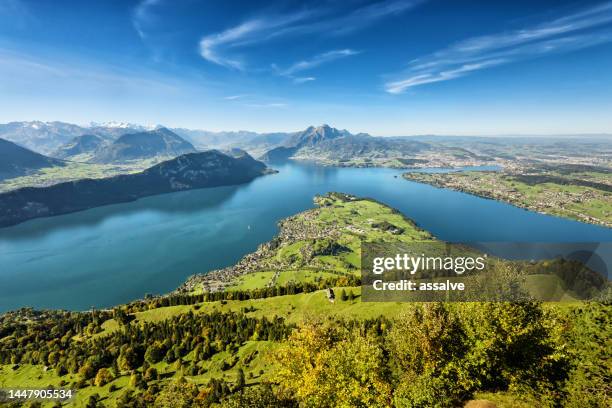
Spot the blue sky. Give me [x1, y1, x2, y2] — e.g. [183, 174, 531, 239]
[1, 0, 611, 135]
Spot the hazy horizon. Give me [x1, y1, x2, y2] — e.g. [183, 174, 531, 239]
[2, 119, 612, 139]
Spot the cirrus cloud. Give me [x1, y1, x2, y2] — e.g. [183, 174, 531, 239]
[385, 1, 612, 93]
[199, 0, 424, 70]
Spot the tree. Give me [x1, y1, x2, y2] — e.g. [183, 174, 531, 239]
[78, 362, 96, 380]
[235, 368, 245, 391]
[47, 351, 60, 365]
[114, 308, 132, 325]
[222, 383, 297, 408]
[118, 346, 139, 372]
[458, 301, 569, 401]
[94, 368, 114, 387]
[144, 367, 159, 382]
[56, 364, 68, 377]
[116, 390, 147, 408]
[110, 358, 120, 378]
[130, 371, 146, 389]
[563, 303, 610, 407]
[387, 303, 470, 407]
[274, 322, 391, 407]
[340, 289, 348, 301]
[154, 378, 203, 408]
[145, 343, 163, 364]
[85, 394, 101, 408]
[173, 358, 183, 373]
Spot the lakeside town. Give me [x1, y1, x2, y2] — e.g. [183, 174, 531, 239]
[404, 164, 612, 227]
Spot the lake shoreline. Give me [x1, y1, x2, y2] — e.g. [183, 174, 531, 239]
[403, 170, 611, 228]
[1, 162, 610, 312]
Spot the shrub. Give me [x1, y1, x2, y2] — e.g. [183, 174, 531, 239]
[562, 303, 611, 407]
[393, 373, 457, 408]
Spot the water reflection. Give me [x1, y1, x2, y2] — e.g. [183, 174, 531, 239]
[0, 162, 609, 311]
[0, 182, 245, 241]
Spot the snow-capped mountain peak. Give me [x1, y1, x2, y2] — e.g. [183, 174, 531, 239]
[88, 121, 157, 131]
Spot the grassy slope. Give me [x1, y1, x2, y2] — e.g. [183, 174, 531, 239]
[0, 158, 165, 193]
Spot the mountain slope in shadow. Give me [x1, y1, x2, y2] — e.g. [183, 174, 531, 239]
[0, 150, 272, 227]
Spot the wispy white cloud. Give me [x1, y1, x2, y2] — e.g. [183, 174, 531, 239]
[132, 0, 163, 40]
[293, 76, 316, 84]
[327, 0, 425, 35]
[200, 21, 259, 70]
[223, 94, 247, 100]
[199, 0, 424, 70]
[385, 1, 612, 93]
[386, 60, 506, 93]
[199, 11, 313, 70]
[282, 49, 360, 76]
[221, 93, 287, 108]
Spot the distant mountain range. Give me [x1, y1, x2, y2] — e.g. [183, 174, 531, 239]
[0, 121, 88, 155]
[0, 138, 64, 180]
[0, 121, 376, 162]
[0, 150, 270, 227]
[0, 121, 162, 156]
[287, 124, 355, 147]
[172, 128, 290, 156]
[90, 128, 197, 163]
[259, 124, 431, 164]
[0, 122, 469, 170]
[48, 127, 195, 164]
[4, 121, 608, 173]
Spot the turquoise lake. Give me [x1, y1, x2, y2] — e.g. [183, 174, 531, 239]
[0, 162, 610, 311]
